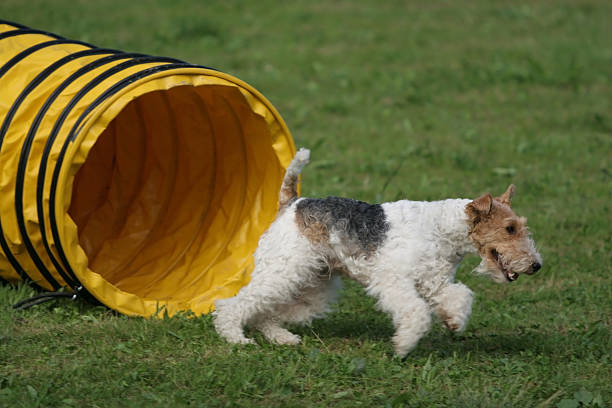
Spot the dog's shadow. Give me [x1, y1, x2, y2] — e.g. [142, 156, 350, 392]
[295, 311, 396, 342]
[291, 312, 566, 357]
[420, 329, 563, 357]
[286, 281, 568, 357]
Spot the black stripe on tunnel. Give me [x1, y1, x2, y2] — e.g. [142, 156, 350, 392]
[29, 54, 177, 301]
[0, 20, 28, 29]
[39, 60, 191, 302]
[0, 41, 96, 286]
[0, 28, 62, 41]
[49, 63, 196, 287]
[0, 39, 93, 78]
[13, 48, 127, 291]
[0, 224, 28, 282]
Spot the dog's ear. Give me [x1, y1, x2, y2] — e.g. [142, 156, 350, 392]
[466, 193, 493, 225]
[496, 184, 515, 207]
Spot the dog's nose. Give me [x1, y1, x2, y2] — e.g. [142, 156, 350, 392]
[531, 262, 541, 273]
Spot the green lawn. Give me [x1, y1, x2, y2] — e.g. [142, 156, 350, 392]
[1, 1, 611, 407]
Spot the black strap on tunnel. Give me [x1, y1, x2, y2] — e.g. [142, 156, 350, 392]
[0, 43, 79, 285]
[0, 39, 93, 78]
[0, 37, 120, 289]
[0, 20, 27, 29]
[0, 228, 28, 282]
[0, 28, 62, 41]
[0, 23, 98, 288]
[11, 48, 128, 292]
[0, 21, 96, 49]
[37, 59, 188, 299]
[21, 53, 162, 302]
[13, 291, 76, 311]
[48, 64, 210, 305]
[0, 27, 65, 284]
[1, 19, 219, 307]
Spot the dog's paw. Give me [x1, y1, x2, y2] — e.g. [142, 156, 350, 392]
[236, 337, 257, 345]
[272, 330, 302, 345]
[443, 316, 467, 333]
[392, 333, 420, 357]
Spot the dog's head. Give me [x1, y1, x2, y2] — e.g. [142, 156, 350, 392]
[466, 185, 542, 283]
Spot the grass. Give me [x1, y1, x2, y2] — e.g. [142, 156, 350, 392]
[1, 0, 611, 406]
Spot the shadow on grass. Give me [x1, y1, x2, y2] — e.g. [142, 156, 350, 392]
[293, 312, 395, 342]
[292, 311, 579, 359]
[420, 330, 563, 357]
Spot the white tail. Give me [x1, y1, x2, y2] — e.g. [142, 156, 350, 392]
[278, 148, 310, 209]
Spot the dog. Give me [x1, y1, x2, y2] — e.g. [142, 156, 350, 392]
[213, 148, 542, 356]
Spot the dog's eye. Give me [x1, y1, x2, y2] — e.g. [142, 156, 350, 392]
[506, 225, 515, 235]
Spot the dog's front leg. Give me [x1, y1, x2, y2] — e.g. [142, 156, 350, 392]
[430, 282, 473, 333]
[368, 277, 431, 357]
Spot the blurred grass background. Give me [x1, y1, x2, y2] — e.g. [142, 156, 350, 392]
[1, 1, 610, 407]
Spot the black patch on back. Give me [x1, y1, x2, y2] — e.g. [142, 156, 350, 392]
[296, 197, 389, 253]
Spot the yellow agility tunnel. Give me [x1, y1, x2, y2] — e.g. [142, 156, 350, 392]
[0, 21, 295, 316]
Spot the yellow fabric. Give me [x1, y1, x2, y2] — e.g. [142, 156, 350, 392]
[0, 24, 294, 316]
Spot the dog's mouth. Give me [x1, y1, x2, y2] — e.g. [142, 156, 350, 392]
[490, 249, 518, 282]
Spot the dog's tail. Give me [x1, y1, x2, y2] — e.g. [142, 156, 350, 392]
[278, 148, 310, 210]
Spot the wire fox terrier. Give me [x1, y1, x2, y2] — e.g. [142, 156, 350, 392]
[214, 148, 542, 356]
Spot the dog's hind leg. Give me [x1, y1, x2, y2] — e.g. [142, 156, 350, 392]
[213, 253, 321, 345]
[213, 296, 256, 344]
[278, 275, 342, 325]
[253, 318, 302, 345]
[251, 274, 341, 345]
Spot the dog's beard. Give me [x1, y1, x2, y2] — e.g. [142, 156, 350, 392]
[473, 259, 508, 283]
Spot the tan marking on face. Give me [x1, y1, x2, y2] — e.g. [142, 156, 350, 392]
[468, 200, 526, 245]
[467, 190, 540, 279]
[294, 208, 330, 245]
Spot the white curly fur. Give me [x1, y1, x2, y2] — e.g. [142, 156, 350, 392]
[285, 147, 310, 180]
[213, 150, 542, 356]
